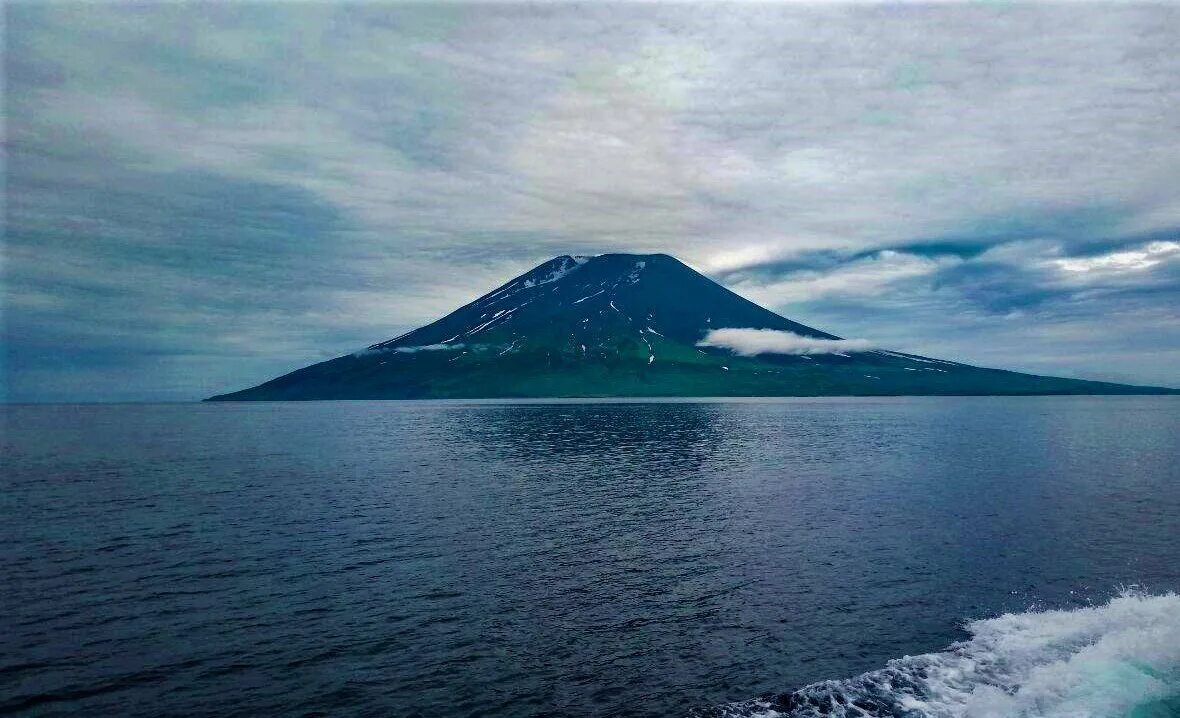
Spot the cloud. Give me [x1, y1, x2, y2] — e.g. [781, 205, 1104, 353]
[721, 233, 1180, 386]
[729, 250, 961, 308]
[352, 343, 465, 358]
[1053, 241, 1180, 275]
[698, 329, 876, 356]
[394, 343, 464, 354]
[4, 2, 1180, 398]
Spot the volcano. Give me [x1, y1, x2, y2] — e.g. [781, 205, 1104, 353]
[207, 253, 1176, 400]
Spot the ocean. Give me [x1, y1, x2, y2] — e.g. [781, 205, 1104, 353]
[2, 397, 1178, 717]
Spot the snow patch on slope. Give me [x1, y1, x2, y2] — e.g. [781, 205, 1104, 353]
[524, 255, 586, 288]
[573, 289, 605, 304]
[625, 260, 647, 284]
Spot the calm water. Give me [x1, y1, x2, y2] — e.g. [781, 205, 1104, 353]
[2, 397, 1178, 717]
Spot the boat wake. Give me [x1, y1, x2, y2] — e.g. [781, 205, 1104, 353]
[700, 591, 1180, 718]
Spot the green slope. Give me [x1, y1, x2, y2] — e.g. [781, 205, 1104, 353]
[208, 253, 1178, 400]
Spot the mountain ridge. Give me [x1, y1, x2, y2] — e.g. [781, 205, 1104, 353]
[207, 253, 1178, 400]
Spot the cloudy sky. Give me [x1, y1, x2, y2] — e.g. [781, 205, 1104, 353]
[6, 2, 1180, 401]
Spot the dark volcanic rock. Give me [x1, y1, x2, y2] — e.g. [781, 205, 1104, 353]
[208, 253, 1178, 400]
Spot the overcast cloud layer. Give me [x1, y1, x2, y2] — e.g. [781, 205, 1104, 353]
[5, 2, 1180, 401]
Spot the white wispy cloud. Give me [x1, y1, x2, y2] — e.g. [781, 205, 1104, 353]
[1053, 241, 1180, 275]
[732, 251, 961, 307]
[698, 329, 876, 356]
[353, 343, 465, 358]
[393, 343, 463, 354]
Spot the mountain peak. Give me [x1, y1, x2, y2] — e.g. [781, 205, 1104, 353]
[207, 253, 1178, 400]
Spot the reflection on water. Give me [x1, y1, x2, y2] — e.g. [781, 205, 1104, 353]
[465, 401, 725, 466]
[2, 397, 1178, 717]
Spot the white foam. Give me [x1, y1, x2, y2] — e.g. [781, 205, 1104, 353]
[711, 591, 1180, 718]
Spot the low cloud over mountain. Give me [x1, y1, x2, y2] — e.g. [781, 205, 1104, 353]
[698, 329, 876, 356]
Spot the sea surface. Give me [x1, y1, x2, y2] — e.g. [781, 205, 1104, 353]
[2, 397, 1178, 717]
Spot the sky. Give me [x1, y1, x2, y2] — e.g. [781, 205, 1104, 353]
[5, 1, 1180, 402]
